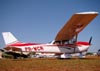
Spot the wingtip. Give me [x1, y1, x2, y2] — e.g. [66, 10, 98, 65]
[76, 11, 99, 14]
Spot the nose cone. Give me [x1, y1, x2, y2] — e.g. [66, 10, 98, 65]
[76, 42, 90, 52]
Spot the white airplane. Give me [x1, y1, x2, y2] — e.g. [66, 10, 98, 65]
[2, 12, 98, 58]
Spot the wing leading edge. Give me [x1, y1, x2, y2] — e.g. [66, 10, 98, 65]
[55, 12, 98, 41]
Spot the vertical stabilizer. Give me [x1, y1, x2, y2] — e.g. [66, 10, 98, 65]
[2, 32, 18, 45]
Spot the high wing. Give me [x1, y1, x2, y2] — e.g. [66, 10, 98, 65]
[55, 12, 98, 41]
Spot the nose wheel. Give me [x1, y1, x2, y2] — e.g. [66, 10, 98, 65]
[79, 52, 86, 58]
[60, 53, 72, 59]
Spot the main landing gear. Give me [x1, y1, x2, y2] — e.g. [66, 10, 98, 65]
[60, 53, 86, 59]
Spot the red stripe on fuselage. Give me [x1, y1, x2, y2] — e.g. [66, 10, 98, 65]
[45, 42, 90, 47]
[8, 43, 39, 46]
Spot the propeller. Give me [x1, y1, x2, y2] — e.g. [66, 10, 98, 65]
[89, 36, 92, 44]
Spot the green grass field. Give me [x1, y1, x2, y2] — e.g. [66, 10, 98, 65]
[0, 56, 100, 71]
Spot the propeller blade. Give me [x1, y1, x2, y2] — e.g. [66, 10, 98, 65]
[89, 36, 92, 44]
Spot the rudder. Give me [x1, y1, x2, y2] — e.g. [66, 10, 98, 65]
[2, 32, 18, 45]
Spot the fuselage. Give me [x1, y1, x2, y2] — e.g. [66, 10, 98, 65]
[5, 41, 90, 54]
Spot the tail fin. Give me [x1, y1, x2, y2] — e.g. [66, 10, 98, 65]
[2, 32, 18, 45]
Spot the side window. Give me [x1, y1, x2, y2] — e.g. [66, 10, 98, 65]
[53, 41, 61, 45]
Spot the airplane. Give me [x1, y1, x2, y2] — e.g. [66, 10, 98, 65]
[2, 11, 98, 59]
[97, 49, 100, 56]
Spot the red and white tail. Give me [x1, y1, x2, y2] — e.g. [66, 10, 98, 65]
[2, 32, 19, 45]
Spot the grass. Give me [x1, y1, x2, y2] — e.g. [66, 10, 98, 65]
[0, 56, 100, 71]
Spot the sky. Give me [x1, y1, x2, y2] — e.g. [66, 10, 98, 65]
[0, 0, 100, 52]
